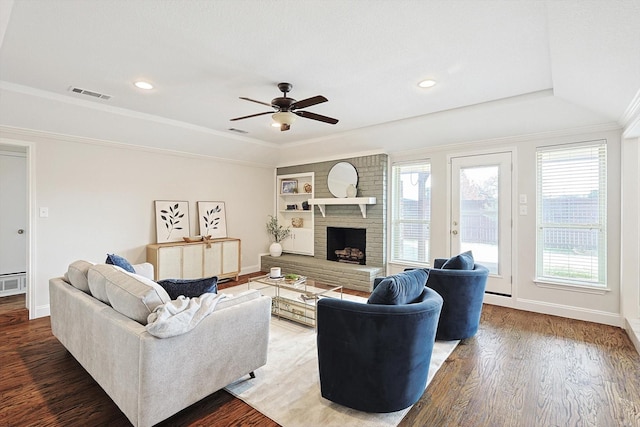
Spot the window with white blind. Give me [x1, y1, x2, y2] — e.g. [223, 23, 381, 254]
[536, 141, 607, 287]
[391, 161, 431, 264]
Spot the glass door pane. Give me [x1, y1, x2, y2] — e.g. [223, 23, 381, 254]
[451, 152, 512, 296]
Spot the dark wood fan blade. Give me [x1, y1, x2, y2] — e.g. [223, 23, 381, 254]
[294, 110, 339, 124]
[281, 123, 290, 132]
[239, 97, 273, 107]
[291, 95, 327, 110]
[230, 111, 272, 121]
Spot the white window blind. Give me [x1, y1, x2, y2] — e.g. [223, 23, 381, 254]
[536, 141, 607, 286]
[391, 162, 431, 264]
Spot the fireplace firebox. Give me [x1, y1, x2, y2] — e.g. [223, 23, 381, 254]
[327, 227, 366, 265]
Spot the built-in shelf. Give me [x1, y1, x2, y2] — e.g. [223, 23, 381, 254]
[308, 197, 376, 218]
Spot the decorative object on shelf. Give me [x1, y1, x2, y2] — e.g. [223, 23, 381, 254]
[303, 182, 312, 193]
[266, 215, 291, 257]
[292, 217, 304, 228]
[183, 235, 205, 243]
[281, 179, 298, 194]
[327, 161, 358, 198]
[286, 204, 298, 210]
[346, 184, 357, 198]
[202, 234, 214, 248]
[270, 267, 282, 278]
[302, 201, 310, 210]
[155, 200, 190, 243]
[197, 201, 227, 239]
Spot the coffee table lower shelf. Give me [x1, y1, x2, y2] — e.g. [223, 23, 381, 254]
[248, 274, 342, 328]
[272, 296, 317, 327]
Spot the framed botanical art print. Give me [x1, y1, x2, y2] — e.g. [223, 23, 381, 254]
[155, 200, 190, 243]
[198, 201, 227, 239]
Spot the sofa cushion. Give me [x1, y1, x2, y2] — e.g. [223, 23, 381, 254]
[367, 269, 428, 305]
[441, 250, 474, 270]
[87, 264, 115, 304]
[157, 276, 218, 300]
[66, 260, 95, 293]
[105, 253, 135, 273]
[103, 267, 171, 325]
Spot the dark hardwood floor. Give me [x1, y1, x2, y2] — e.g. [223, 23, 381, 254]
[2, 276, 639, 427]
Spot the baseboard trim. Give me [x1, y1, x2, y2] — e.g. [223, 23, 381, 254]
[32, 304, 50, 319]
[625, 318, 640, 355]
[483, 293, 622, 327]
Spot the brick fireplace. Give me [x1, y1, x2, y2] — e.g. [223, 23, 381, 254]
[262, 153, 387, 291]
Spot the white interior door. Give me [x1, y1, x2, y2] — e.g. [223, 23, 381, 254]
[451, 152, 512, 295]
[0, 152, 27, 276]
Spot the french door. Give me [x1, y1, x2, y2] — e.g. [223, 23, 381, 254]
[450, 152, 512, 295]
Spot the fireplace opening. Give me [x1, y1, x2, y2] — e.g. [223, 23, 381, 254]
[327, 227, 366, 265]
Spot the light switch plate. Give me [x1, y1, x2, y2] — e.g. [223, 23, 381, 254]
[519, 194, 527, 204]
[39, 207, 49, 217]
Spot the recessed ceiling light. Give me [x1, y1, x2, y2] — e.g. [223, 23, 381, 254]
[418, 79, 436, 88]
[134, 81, 154, 90]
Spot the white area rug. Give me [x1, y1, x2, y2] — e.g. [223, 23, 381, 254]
[220, 284, 459, 427]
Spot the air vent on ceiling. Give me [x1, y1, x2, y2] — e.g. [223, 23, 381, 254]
[228, 128, 248, 134]
[68, 86, 112, 100]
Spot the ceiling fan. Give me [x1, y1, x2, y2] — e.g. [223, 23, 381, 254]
[230, 82, 339, 131]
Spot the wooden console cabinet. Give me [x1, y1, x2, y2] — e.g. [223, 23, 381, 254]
[147, 238, 241, 281]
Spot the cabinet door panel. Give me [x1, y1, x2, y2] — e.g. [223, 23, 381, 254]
[203, 243, 222, 277]
[182, 245, 203, 279]
[221, 240, 240, 274]
[293, 229, 314, 255]
[157, 246, 182, 280]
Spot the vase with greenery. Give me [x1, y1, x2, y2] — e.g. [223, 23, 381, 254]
[266, 215, 291, 257]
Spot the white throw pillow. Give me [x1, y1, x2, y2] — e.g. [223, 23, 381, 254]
[103, 267, 171, 325]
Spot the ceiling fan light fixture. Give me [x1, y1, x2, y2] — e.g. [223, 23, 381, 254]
[272, 111, 297, 126]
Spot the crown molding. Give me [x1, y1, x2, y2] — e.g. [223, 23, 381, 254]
[390, 122, 621, 159]
[0, 125, 275, 169]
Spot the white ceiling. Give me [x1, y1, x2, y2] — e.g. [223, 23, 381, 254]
[0, 0, 638, 166]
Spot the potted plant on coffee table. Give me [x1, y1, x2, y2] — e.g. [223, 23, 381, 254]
[266, 215, 291, 257]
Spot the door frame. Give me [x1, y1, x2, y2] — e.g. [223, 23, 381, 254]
[446, 147, 518, 299]
[0, 138, 35, 317]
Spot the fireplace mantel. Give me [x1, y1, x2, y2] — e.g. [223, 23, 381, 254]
[308, 197, 376, 218]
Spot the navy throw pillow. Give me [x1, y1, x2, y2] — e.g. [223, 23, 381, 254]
[157, 276, 218, 300]
[441, 250, 474, 270]
[367, 269, 428, 305]
[105, 254, 136, 273]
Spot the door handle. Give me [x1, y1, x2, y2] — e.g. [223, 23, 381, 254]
[18, 229, 25, 234]
[451, 230, 458, 235]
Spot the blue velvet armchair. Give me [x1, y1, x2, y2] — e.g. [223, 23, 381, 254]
[316, 269, 443, 413]
[425, 259, 489, 340]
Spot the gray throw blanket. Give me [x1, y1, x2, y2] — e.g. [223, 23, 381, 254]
[146, 293, 227, 338]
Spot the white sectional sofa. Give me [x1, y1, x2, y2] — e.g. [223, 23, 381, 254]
[49, 261, 271, 427]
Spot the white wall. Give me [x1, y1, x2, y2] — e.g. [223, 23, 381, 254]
[388, 127, 623, 326]
[0, 129, 275, 318]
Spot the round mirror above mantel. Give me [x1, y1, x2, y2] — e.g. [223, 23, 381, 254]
[327, 162, 358, 198]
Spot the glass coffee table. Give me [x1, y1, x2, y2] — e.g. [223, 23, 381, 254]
[248, 274, 343, 327]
